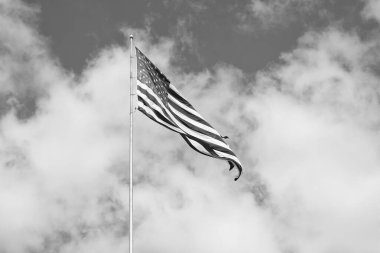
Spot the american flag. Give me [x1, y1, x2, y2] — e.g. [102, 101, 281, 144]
[136, 47, 242, 180]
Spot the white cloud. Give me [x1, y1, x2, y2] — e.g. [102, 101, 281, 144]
[249, 27, 380, 252]
[362, 0, 380, 23]
[239, 0, 321, 31]
[0, 0, 66, 119]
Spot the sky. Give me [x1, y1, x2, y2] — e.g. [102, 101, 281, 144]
[1, 0, 380, 252]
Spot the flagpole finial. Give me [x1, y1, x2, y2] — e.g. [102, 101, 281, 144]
[130, 34, 134, 39]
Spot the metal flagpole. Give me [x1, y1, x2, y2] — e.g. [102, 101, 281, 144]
[129, 34, 134, 253]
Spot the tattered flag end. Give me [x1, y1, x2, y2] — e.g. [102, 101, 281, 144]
[228, 161, 242, 181]
[228, 161, 234, 171]
[234, 168, 242, 181]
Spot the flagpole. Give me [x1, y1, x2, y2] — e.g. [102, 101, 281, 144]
[129, 34, 134, 253]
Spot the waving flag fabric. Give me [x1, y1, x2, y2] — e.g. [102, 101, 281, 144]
[136, 47, 242, 180]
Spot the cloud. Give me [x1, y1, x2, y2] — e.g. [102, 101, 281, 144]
[362, 0, 380, 23]
[0, 0, 67, 119]
[1, 0, 380, 253]
[162, 0, 210, 13]
[238, 0, 321, 31]
[250, 27, 380, 252]
[238, 0, 372, 32]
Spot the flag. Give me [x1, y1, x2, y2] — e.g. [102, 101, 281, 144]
[135, 47, 242, 180]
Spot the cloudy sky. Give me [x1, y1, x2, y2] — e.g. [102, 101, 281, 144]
[1, 0, 380, 252]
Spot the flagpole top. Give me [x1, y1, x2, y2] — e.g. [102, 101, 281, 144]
[130, 34, 134, 39]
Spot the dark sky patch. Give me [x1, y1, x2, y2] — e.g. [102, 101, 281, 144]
[24, 0, 377, 75]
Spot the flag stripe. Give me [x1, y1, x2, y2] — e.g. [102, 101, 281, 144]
[137, 97, 176, 130]
[139, 98, 235, 157]
[182, 135, 242, 179]
[167, 86, 194, 109]
[137, 81, 175, 122]
[182, 134, 231, 157]
[168, 103, 223, 139]
[138, 105, 180, 133]
[182, 134, 236, 156]
[137, 99, 184, 133]
[137, 89, 170, 121]
[139, 81, 232, 150]
[214, 150, 242, 166]
[168, 98, 218, 135]
[168, 93, 208, 122]
[138, 97, 234, 156]
[181, 135, 214, 157]
[137, 81, 172, 120]
[164, 106, 233, 150]
[168, 106, 222, 141]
